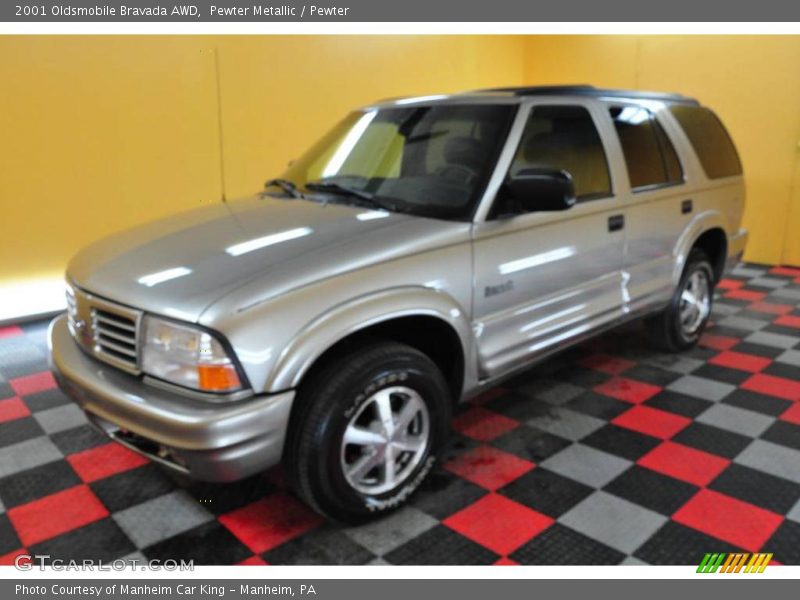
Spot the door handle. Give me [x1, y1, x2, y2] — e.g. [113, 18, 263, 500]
[608, 214, 625, 232]
[681, 199, 693, 214]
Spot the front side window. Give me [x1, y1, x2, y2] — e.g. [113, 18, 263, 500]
[509, 105, 611, 201]
[610, 105, 683, 190]
[276, 104, 517, 220]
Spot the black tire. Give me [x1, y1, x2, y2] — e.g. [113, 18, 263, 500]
[284, 341, 451, 523]
[646, 249, 715, 352]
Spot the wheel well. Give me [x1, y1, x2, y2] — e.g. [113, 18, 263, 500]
[691, 228, 727, 282]
[299, 315, 465, 402]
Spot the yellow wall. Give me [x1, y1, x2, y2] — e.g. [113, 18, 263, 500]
[0, 35, 524, 291]
[1, 34, 799, 306]
[523, 36, 800, 266]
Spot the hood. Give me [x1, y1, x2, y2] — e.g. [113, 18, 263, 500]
[67, 195, 468, 322]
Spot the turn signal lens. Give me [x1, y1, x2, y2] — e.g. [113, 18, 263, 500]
[197, 364, 241, 392]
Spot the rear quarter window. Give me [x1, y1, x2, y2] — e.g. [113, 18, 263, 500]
[669, 105, 742, 179]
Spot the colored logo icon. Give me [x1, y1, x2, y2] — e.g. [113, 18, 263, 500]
[697, 553, 773, 573]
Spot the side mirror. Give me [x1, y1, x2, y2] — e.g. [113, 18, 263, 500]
[505, 168, 576, 213]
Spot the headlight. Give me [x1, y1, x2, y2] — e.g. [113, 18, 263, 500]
[141, 316, 243, 393]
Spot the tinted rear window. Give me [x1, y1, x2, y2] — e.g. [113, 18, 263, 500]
[669, 105, 742, 179]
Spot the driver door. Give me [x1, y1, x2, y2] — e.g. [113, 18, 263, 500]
[472, 100, 627, 379]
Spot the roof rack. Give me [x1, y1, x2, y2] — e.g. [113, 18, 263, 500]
[476, 85, 699, 105]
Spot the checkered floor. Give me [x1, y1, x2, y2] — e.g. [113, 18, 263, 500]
[1, 263, 800, 566]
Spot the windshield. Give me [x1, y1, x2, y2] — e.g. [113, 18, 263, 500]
[275, 103, 517, 220]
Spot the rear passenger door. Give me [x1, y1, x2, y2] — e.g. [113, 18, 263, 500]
[603, 103, 689, 312]
[472, 101, 626, 379]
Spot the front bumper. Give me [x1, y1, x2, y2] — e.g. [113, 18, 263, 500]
[48, 315, 294, 482]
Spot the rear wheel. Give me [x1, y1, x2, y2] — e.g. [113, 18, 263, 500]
[646, 249, 715, 352]
[284, 341, 451, 523]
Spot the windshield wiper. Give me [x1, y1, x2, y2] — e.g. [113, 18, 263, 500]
[304, 181, 396, 212]
[263, 178, 304, 199]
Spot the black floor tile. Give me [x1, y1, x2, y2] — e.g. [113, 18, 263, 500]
[722, 390, 792, 418]
[29, 518, 135, 563]
[709, 464, 800, 515]
[0, 417, 45, 446]
[144, 521, 252, 565]
[50, 424, 108, 456]
[0, 460, 80, 509]
[645, 390, 714, 419]
[510, 523, 625, 565]
[90, 464, 177, 513]
[731, 342, 785, 359]
[623, 365, 682, 387]
[634, 521, 744, 565]
[582, 424, 661, 461]
[499, 467, 593, 519]
[763, 520, 800, 565]
[263, 525, 375, 565]
[693, 363, 751, 386]
[566, 391, 631, 421]
[760, 421, 800, 452]
[385, 525, 498, 565]
[410, 469, 487, 520]
[0, 515, 22, 555]
[490, 425, 572, 463]
[673, 422, 753, 459]
[604, 466, 699, 516]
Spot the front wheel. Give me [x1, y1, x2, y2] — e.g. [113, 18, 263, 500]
[284, 341, 451, 523]
[646, 249, 715, 352]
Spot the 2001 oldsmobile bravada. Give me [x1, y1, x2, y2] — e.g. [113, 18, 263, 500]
[50, 86, 747, 522]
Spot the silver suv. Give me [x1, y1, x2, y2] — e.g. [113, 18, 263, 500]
[50, 85, 747, 522]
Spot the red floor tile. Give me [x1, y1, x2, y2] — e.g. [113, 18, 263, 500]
[770, 266, 800, 277]
[444, 444, 534, 491]
[494, 557, 520, 565]
[219, 492, 323, 554]
[724, 289, 767, 302]
[637, 441, 730, 487]
[444, 493, 553, 556]
[7, 485, 109, 546]
[237, 555, 268, 566]
[774, 315, 800, 329]
[0, 396, 30, 423]
[0, 549, 27, 566]
[0, 326, 24, 339]
[742, 373, 800, 402]
[717, 279, 744, 290]
[709, 351, 771, 373]
[581, 353, 636, 375]
[10, 371, 57, 397]
[673, 489, 784, 552]
[779, 402, 800, 425]
[612, 405, 691, 439]
[67, 442, 150, 483]
[699, 333, 740, 351]
[748, 301, 794, 316]
[593, 376, 662, 404]
[452, 406, 519, 442]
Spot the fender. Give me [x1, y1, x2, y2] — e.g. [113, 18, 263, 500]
[263, 286, 477, 393]
[670, 209, 729, 286]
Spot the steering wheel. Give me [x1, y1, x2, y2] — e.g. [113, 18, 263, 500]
[436, 164, 478, 186]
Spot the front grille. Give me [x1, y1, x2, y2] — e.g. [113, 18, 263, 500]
[92, 308, 139, 369]
[67, 285, 142, 374]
